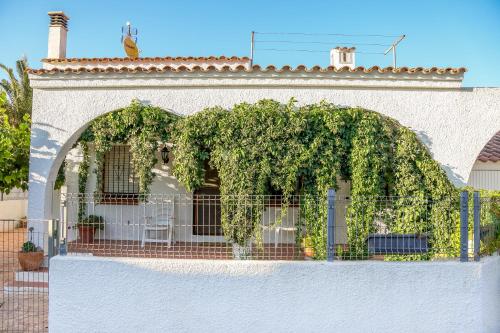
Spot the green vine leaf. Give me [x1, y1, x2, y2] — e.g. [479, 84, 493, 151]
[76, 99, 459, 258]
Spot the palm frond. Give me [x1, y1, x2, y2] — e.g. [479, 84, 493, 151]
[0, 59, 32, 126]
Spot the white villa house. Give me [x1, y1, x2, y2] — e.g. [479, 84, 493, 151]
[26, 12, 500, 254]
[8, 11, 500, 333]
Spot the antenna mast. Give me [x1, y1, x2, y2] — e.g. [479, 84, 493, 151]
[250, 31, 406, 67]
[250, 31, 255, 67]
[384, 35, 405, 68]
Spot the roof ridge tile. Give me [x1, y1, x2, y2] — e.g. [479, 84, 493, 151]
[27, 65, 468, 76]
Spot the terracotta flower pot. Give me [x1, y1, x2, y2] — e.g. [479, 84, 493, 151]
[232, 243, 252, 260]
[303, 247, 315, 258]
[78, 226, 96, 243]
[302, 238, 315, 259]
[18, 251, 44, 271]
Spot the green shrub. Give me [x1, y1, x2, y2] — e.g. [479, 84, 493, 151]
[171, 100, 456, 258]
[21, 241, 38, 253]
[77, 99, 459, 259]
[76, 215, 105, 230]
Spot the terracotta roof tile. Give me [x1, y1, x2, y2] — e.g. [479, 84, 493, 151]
[334, 47, 356, 51]
[477, 131, 500, 162]
[28, 64, 467, 75]
[42, 56, 249, 63]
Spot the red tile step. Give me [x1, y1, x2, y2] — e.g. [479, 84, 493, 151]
[3, 281, 48, 293]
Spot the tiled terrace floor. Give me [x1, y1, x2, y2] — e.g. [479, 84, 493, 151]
[68, 240, 306, 260]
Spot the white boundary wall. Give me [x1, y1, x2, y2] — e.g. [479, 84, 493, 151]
[49, 255, 500, 333]
[0, 188, 28, 220]
[0, 200, 27, 220]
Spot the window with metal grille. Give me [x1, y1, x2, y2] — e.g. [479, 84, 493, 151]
[102, 145, 139, 203]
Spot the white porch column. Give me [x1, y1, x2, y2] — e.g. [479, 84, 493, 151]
[27, 122, 66, 248]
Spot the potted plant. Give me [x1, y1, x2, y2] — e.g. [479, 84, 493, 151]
[18, 227, 44, 271]
[221, 197, 260, 260]
[76, 215, 104, 243]
[301, 236, 315, 259]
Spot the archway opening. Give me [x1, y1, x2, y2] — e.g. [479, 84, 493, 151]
[45, 99, 463, 261]
[467, 131, 500, 191]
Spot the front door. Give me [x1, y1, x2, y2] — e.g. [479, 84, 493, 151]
[193, 161, 222, 236]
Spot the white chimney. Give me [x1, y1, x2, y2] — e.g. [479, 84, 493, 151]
[330, 47, 356, 69]
[47, 12, 69, 59]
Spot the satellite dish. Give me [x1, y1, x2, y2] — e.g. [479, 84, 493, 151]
[121, 22, 139, 58]
[123, 36, 139, 58]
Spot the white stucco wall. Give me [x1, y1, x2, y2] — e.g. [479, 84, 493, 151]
[0, 188, 28, 220]
[27, 72, 500, 227]
[0, 200, 27, 220]
[49, 254, 500, 333]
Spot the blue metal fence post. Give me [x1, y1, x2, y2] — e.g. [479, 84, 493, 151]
[327, 189, 336, 262]
[473, 191, 480, 262]
[460, 191, 469, 262]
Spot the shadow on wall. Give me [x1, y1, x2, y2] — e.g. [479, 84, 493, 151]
[29, 125, 66, 188]
[416, 130, 465, 186]
[441, 164, 465, 187]
[416, 130, 433, 148]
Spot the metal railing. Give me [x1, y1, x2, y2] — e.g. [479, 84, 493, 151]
[60, 193, 323, 260]
[331, 195, 461, 260]
[329, 191, 499, 261]
[477, 195, 500, 259]
[58, 191, 500, 261]
[1, 219, 57, 332]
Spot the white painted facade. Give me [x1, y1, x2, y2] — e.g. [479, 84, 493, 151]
[28, 71, 500, 227]
[49, 254, 500, 333]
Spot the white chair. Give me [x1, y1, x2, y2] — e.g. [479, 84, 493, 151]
[262, 208, 297, 248]
[141, 200, 175, 248]
[262, 225, 298, 248]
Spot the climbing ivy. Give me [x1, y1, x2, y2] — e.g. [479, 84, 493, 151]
[79, 100, 178, 195]
[54, 160, 66, 190]
[76, 141, 90, 221]
[76, 99, 459, 259]
[171, 99, 457, 258]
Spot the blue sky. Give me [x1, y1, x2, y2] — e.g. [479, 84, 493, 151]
[0, 0, 499, 87]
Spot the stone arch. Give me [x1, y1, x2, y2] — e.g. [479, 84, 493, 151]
[28, 103, 182, 225]
[467, 130, 500, 190]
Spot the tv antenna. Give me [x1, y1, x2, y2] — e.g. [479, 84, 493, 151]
[121, 22, 139, 58]
[250, 31, 406, 67]
[384, 35, 406, 68]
